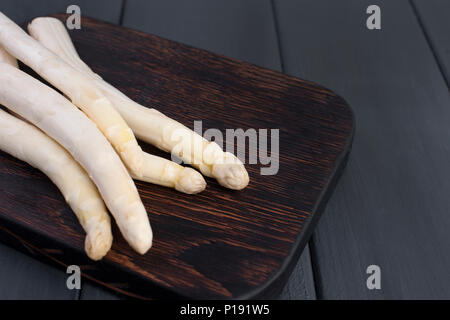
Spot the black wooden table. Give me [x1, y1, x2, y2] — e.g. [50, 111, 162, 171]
[0, 0, 449, 299]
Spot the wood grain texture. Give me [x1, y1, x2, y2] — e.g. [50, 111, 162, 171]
[274, 0, 450, 299]
[412, 0, 450, 87]
[0, 0, 124, 300]
[122, 0, 316, 300]
[0, 15, 353, 299]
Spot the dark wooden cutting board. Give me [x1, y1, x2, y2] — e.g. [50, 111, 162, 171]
[0, 14, 354, 299]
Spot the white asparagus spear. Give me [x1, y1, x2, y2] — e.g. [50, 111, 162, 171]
[0, 12, 144, 178]
[28, 17, 250, 190]
[0, 109, 113, 260]
[136, 153, 206, 194]
[0, 63, 152, 254]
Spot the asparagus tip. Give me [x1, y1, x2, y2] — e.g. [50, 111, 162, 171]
[84, 219, 113, 261]
[132, 231, 153, 255]
[176, 167, 207, 194]
[212, 162, 250, 190]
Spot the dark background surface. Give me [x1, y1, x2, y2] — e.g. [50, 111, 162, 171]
[0, 0, 449, 299]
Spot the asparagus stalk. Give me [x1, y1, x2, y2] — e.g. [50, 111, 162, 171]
[0, 11, 144, 178]
[0, 63, 152, 254]
[28, 17, 250, 190]
[0, 109, 113, 260]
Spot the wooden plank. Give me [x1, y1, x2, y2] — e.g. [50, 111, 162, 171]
[412, 0, 450, 87]
[122, 0, 316, 300]
[0, 0, 123, 300]
[0, 0, 123, 24]
[279, 247, 316, 299]
[274, 0, 450, 299]
[0, 243, 78, 299]
[79, 282, 119, 300]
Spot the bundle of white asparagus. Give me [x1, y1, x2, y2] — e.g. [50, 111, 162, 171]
[0, 12, 249, 260]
